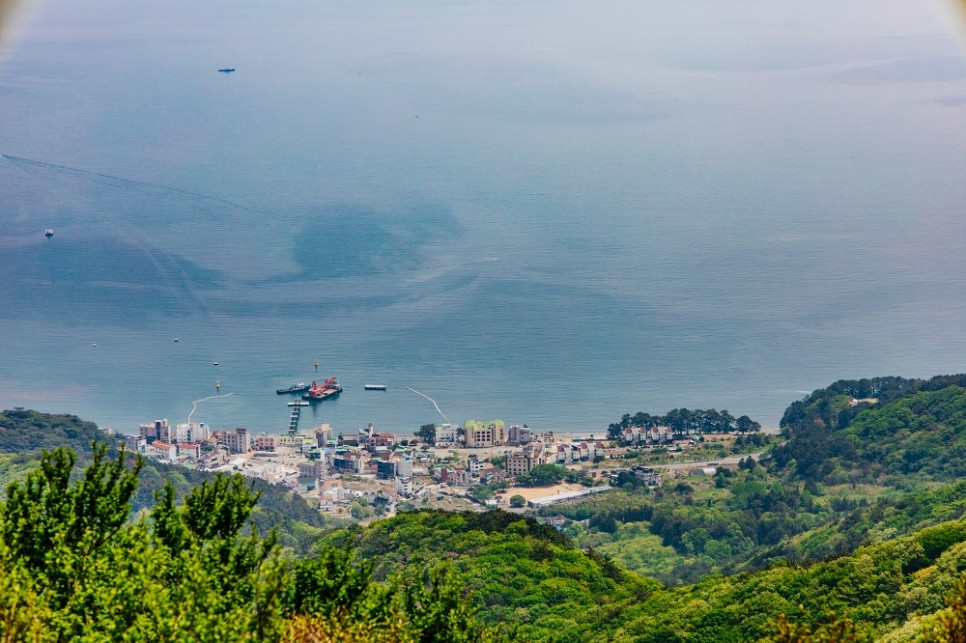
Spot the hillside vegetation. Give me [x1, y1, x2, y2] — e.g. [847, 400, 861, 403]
[5, 441, 966, 642]
[9, 375, 966, 640]
[0, 408, 106, 453]
[322, 511, 658, 641]
[774, 379, 966, 485]
[0, 408, 346, 552]
[0, 444, 509, 642]
[542, 377, 966, 586]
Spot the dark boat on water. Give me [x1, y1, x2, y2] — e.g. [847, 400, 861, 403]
[276, 382, 310, 395]
[218, 68, 236, 73]
[364, 384, 387, 391]
[303, 376, 342, 401]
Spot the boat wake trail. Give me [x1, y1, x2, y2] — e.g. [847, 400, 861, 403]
[406, 387, 450, 424]
[188, 393, 234, 422]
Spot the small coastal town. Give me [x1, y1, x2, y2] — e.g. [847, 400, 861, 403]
[123, 407, 756, 522]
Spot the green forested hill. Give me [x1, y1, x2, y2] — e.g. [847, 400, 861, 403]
[845, 387, 966, 480]
[773, 382, 966, 485]
[0, 408, 109, 453]
[322, 510, 659, 641]
[324, 507, 966, 642]
[11, 380, 966, 641]
[541, 378, 966, 586]
[622, 519, 966, 642]
[0, 409, 345, 552]
[131, 458, 347, 552]
[0, 445, 505, 642]
[6, 443, 966, 642]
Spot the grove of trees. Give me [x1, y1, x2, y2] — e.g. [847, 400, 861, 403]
[0, 444, 508, 641]
[607, 408, 761, 442]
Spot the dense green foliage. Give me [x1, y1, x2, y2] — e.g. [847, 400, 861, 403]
[545, 461, 837, 585]
[517, 463, 571, 487]
[0, 445, 506, 641]
[9, 444, 966, 642]
[418, 423, 437, 444]
[0, 453, 41, 494]
[323, 501, 966, 641]
[321, 510, 659, 642]
[535, 380, 966, 589]
[13, 376, 966, 641]
[777, 375, 966, 432]
[131, 458, 347, 553]
[0, 409, 346, 552]
[620, 518, 966, 642]
[607, 407, 761, 441]
[0, 408, 108, 453]
[774, 379, 966, 485]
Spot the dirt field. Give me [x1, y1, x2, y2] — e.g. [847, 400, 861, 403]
[506, 483, 588, 501]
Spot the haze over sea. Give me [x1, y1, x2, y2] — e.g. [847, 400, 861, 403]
[2, 0, 966, 436]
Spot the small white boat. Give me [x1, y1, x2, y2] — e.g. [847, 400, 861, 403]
[364, 384, 387, 391]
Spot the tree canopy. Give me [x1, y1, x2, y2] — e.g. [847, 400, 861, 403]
[607, 407, 761, 442]
[0, 445, 507, 641]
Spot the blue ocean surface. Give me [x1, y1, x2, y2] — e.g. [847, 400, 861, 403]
[2, 0, 966, 435]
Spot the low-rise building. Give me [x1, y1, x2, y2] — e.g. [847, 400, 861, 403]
[395, 476, 413, 497]
[200, 444, 229, 468]
[526, 486, 611, 509]
[254, 434, 277, 451]
[314, 423, 333, 447]
[221, 427, 250, 454]
[376, 458, 402, 480]
[139, 419, 171, 444]
[366, 432, 396, 451]
[630, 465, 661, 486]
[277, 433, 313, 450]
[375, 460, 392, 480]
[507, 425, 533, 446]
[337, 434, 361, 447]
[464, 419, 506, 448]
[434, 423, 457, 445]
[332, 451, 366, 474]
[622, 425, 672, 445]
[506, 442, 545, 477]
[467, 454, 483, 476]
[148, 441, 177, 461]
[556, 443, 585, 464]
[176, 422, 206, 443]
[479, 464, 503, 484]
[298, 459, 325, 485]
[438, 466, 471, 486]
[177, 443, 201, 460]
[689, 467, 717, 476]
[124, 434, 147, 453]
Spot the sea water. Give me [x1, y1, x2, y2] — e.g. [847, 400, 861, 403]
[2, 0, 966, 436]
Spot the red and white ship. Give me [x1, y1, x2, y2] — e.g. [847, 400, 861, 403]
[303, 376, 343, 401]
